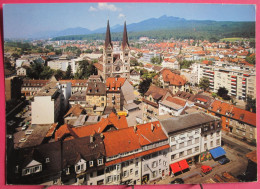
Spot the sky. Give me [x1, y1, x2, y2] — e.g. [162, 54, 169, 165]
[3, 3, 256, 39]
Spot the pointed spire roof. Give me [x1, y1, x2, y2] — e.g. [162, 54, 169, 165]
[122, 21, 129, 50]
[105, 20, 113, 49]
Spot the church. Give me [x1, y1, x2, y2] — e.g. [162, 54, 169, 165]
[94, 21, 130, 80]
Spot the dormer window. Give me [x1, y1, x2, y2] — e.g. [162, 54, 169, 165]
[240, 114, 244, 120]
[66, 168, 70, 175]
[46, 158, 50, 163]
[89, 161, 94, 167]
[98, 158, 103, 166]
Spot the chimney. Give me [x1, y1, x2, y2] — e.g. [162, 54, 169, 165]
[151, 123, 154, 132]
[134, 125, 137, 132]
[90, 135, 94, 143]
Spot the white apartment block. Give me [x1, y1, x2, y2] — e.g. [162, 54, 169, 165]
[198, 63, 256, 99]
[31, 82, 71, 125]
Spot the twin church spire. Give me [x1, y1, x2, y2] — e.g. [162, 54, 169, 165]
[105, 20, 129, 50]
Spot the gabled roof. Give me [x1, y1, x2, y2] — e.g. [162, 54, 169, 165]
[161, 69, 187, 86]
[55, 112, 128, 141]
[106, 77, 126, 91]
[209, 100, 256, 127]
[144, 85, 171, 100]
[86, 82, 106, 95]
[160, 96, 187, 110]
[94, 62, 103, 71]
[64, 104, 85, 118]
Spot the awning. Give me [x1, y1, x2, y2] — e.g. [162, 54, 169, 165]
[170, 162, 182, 174]
[178, 159, 189, 170]
[209, 147, 226, 159]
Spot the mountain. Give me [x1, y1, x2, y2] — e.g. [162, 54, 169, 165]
[19, 15, 255, 40]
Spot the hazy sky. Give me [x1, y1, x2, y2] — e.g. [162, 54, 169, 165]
[3, 3, 256, 38]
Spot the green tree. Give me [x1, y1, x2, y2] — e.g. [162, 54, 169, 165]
[138, 78, 152, 96]
[75, 60, 97, 79]
[217, 87, 231, 100]
[150, 56, 161, 64]
[199, 77, 210, 91]
[130, 58, 139, 66]
[65, 65, 72, 79]
[246, 96, 256, 113]
[40, 66, 54, 79]
[54, 69, 65, 80]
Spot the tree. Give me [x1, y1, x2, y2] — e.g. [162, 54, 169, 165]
[40, 66, 54, 79]
[150, 56, 161, 64]
[75, 60, 97, 79]
[199, 77, 210, 91]
[65, 65, 72, 79]
[130, 58, 139, 66]
[246, 96, 256, 113]
[245, 54, 255, 65]
[138, 78, 152, 96]
[54, 69, 65, 80]
[217, 87, 230, 100]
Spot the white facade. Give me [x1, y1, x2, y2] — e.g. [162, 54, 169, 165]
[161, 59, 180, 70]
[48, 59, 77, 74]
[31, 95, 59, 124]
[168, 128, 202, 165]
[17, 67, 27, 76]
[158, 101, 193, 116]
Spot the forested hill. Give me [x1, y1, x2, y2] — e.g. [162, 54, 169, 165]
[52, 15, 255, 41]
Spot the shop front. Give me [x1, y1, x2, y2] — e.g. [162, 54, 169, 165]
[170, 159, 190, 176]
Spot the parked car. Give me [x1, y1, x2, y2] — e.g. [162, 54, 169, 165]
[218, 157, 230, 165]
[201, 165, 212, 174]
[22, 125, 28, 131]
[170, 178, 184, 184]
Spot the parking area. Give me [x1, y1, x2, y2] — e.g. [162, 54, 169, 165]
[156, 144, 250, 185]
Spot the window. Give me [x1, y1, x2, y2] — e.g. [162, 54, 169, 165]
[171, 154, 176, 160]
[250, 127, 253, 132]
[187, 149, 192, 155]
[204, 143, 207, 149]
[53, 179, 58, 185]
[135, 170, 138, 176]
[210, 133, 214, 138]
[116, 164, 120, 170]
[217, 131, 220, 137]
[76, 165, 80, 172]
[98, 159, 103, 166]
[159, 159, 161, 165]
[90, 173, 93, 178]
[171, 145, 176, 151]
[107, 176, 112, 183]
[204, 135, 207, 140]
[159, 169, 162, 174]
[89, 161, 94, 167]
[179, 142, 184, 148]
[195, 137, 199, 143]
[250, 133, 253, 139]
[216, 139, 220, 145]
[171, 136, 175, 142]
[195, 146, 199, 152]
[135, 161, 138, 167]
[152, 171, 157, 178]
[163, 161, 167, 166]
[195, 130, 199, 135]
[187, 140, 192, 145]
[123, 171, 128, 177]
[152, 161, 158, 168]
[210, 141, 213, 147]
[130, 169, 133, 174]
[179, 151, 184, 157]
[46, 158, 50, 163]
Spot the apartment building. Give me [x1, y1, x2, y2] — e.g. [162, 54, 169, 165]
[86, 82, 106, 108]
[160, 112, 222, 175]
[198, 63, 256, 99]
[31, 81, 71, 125]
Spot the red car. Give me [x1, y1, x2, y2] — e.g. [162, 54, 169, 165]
[201, 165, 212, 174]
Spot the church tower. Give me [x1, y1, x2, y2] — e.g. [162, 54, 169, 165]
[101, 20, 130, 80]
[120, 21, 130, 78]
[103, 20, 113, 79]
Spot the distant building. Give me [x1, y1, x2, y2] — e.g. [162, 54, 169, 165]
[5, 76, 22, 101]
[162, 58, 180, 70]
[16, 67, 27, 76]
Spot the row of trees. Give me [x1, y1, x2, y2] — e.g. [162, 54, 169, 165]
[25, 60, 96, 80]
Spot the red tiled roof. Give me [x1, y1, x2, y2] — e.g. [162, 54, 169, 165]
[103, 121, 168, 157]
[106, 77, 126, 91]
[55, 112, 128, 140]
[64, 104, 85, 118]
[94, 62, 103, 71]
[209, 100, 256, 126]
[166, 96, 186, 106]
[161, 69, 187, 86]
[196, 97, 208, 103]
[60, 80, 88, 87]
[105, 144, 169, 166]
